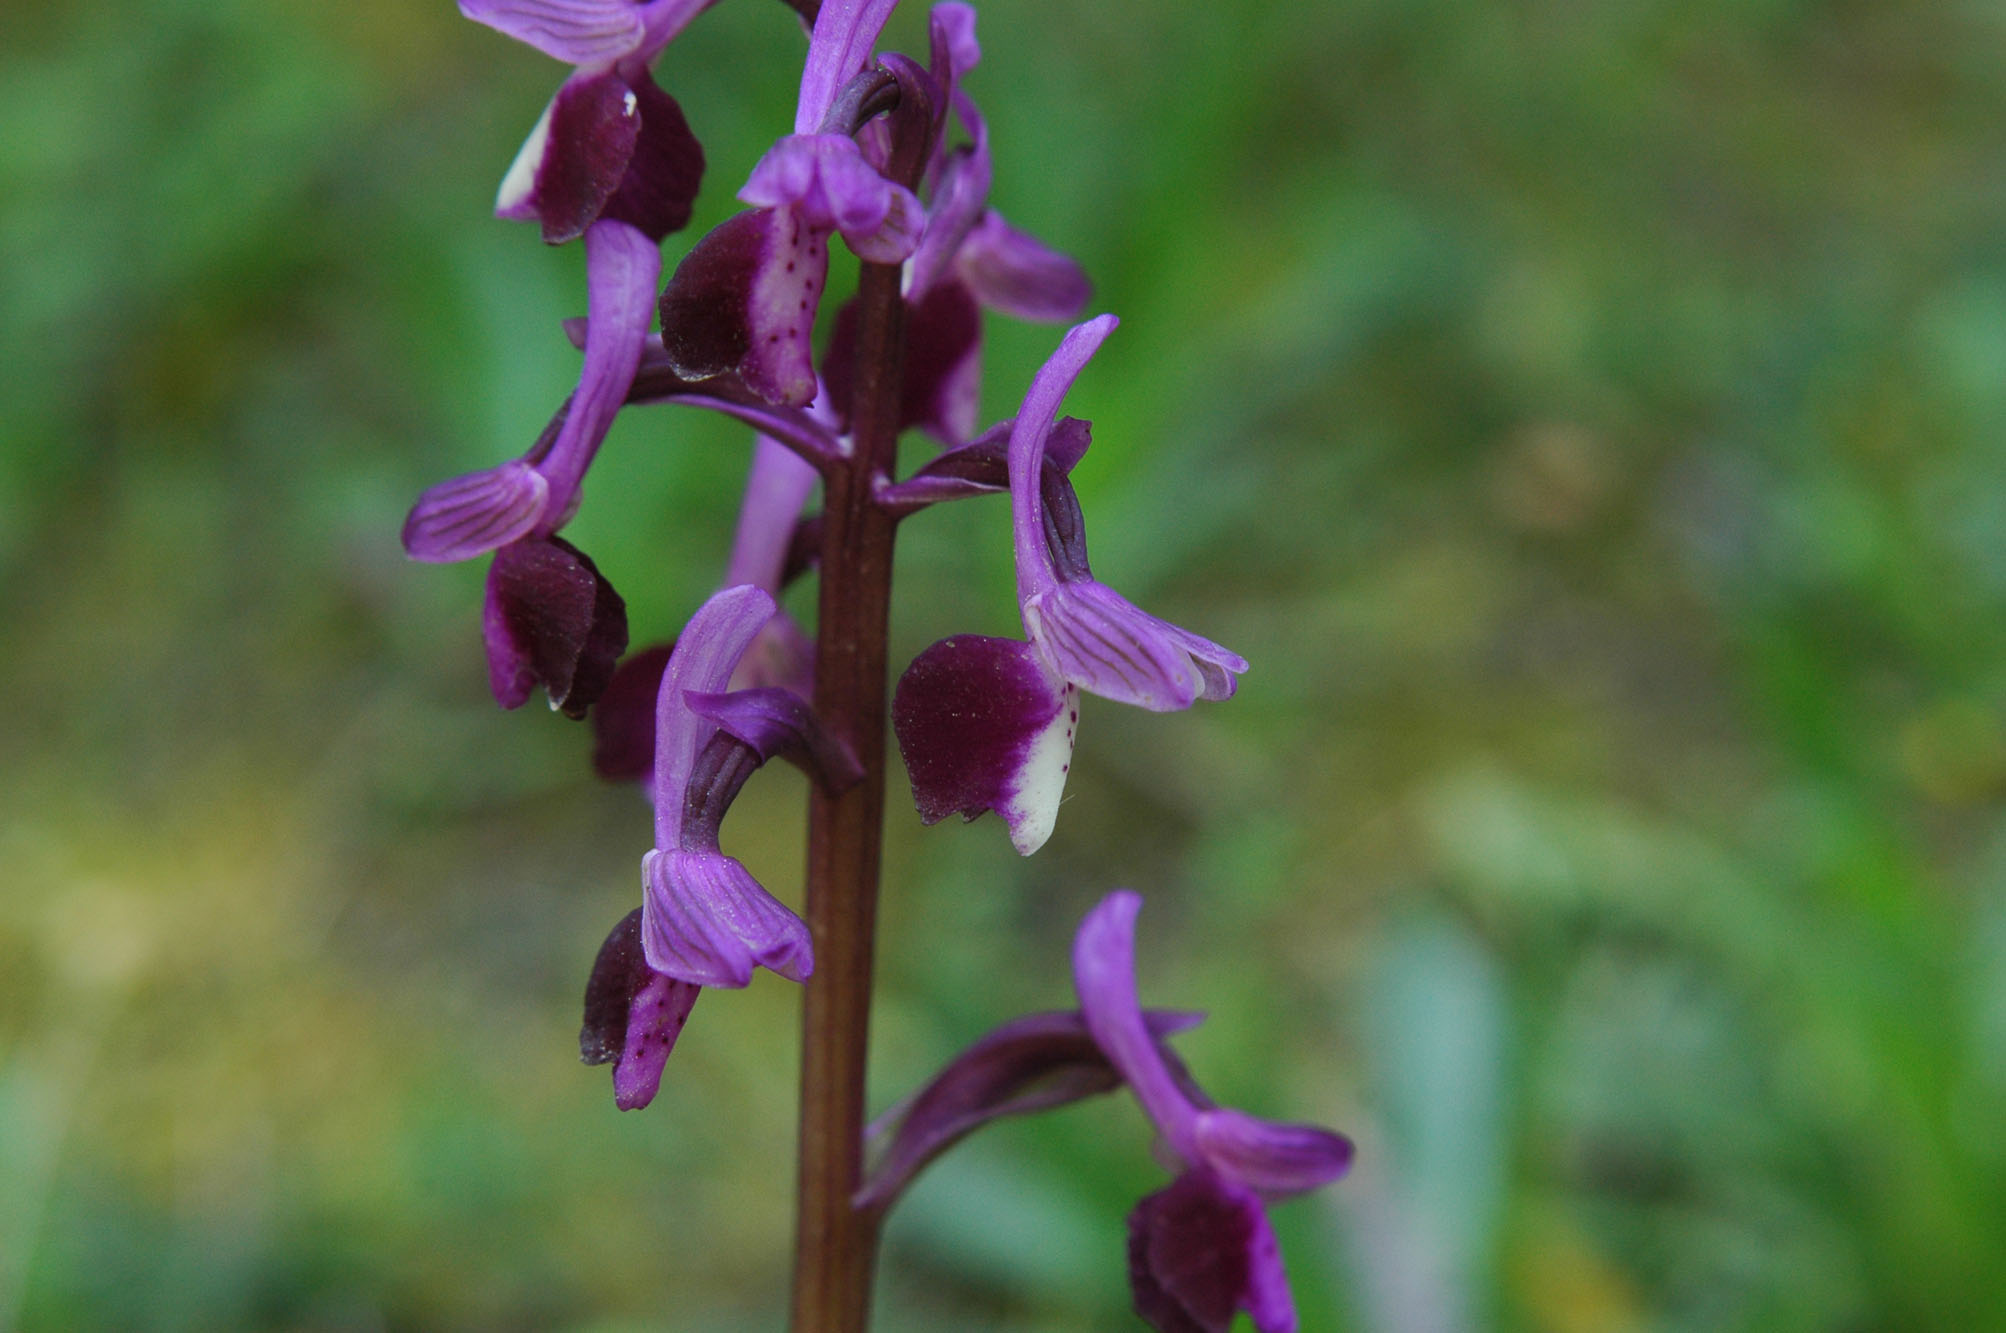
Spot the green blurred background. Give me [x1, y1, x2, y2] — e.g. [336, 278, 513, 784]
[6, 0, 2006, 1327]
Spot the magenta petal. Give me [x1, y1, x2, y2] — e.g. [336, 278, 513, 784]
[614, 971, 702, 1110]
[580, 907, 702, 1111]
[598, 71, 705, 241]
[957, 210, 1093, 322]
[741, 135, 923, 264]
[459, 0, 644, 65]
[1024, 578, 1246, 712]
[659, 209, 827, 408]
[501, 69, 642, 245]
[640, 848, 813, 985]
[591, 642, 675, 781]
[483, 536, 629, 716]
[683, 687, 862, 794]
[1127, 1171, 1296, 1333]
[929, 2, 980, 83]
[857, 1008, 1204, 1213]
[1073, 892, 1201, 1154]
[403, 460, 549, 563]
[792, 0, 903, 133]
[649, 585, 778, 843]
[1192, 1108, 1355, 1199]
[893, 635, 1079, 855]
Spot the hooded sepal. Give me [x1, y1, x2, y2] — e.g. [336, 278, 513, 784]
[640, 847, 813, 986]
[856, 1008, 1204, 1214]
[483, 535, 629, 716]
[580, 907, 702, 1111]
[1127, 1170, 1297, 1333]
[659, 208, 827, 407]
[893, 635, 1078, 855]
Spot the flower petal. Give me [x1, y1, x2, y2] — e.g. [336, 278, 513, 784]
[500, 69, 642, 245]
[533, 220, 664, 517]
[483, 536, 629, 716]
[1191, 1108, 1355, 1199]
[591, 642, 675, 781]
[402, 460, 550, 563]
[957, 210, 1093, 322]
[641, 848, 813, 985]
[878, 416, 1092, 512]
[929, 2, 981, 85]
[1023, 578, 1246, 712]
[579, 907, 702, 1111]
[741, 135, 924, 263]
[597, 70, 706, 242]
[856, 1008, 1205, 1214]
[459, 0, 645, 65]
[893, 635, 1078, 855]
[1073, 891, 1200, 1154]
[792, 0, 903, 134]
[1127, 1170, 1296, 1333]
[659, 208, 827, 408]
[683, 687, 863, 794]
[650, 585, 777, 845]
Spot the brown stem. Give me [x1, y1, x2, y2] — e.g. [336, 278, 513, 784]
[790, 258, 906, 1333]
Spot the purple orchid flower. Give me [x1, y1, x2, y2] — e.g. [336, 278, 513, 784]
[641, 584, 860, 985]
[1075, 891, 1353, 1333]
[402, 0, 709, 565]
[820, 4, 1091, 446]
[580, 583, 858, 1110]
[657, 0, 923, 408]
[892, 316, 1246, 853]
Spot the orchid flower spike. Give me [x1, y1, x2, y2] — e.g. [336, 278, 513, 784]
[1074, 891, 1353, 1333]
[657, 0, 922, 409]
[893, 318, 1246, 854]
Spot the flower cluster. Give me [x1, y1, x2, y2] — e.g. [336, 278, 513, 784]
[406, 0, 1347, 1326]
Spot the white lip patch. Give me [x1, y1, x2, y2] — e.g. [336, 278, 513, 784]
[1001, 683, 1078, 855]
[496, 96, 557, 217]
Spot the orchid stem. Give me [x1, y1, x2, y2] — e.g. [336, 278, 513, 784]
[791, 257, 905, 1333]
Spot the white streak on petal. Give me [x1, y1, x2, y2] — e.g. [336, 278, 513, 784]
[1002, 683, 1077, 855]
[497, 97, 557, 220]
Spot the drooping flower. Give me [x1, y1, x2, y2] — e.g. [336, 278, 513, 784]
[892, 317, 1245, 852]
[403, 0, 715, 713]
[641, 585, 859, 985]
[579, 584, 859, 1110]
[404, 0, 708, 558]
[1073, 892, 1353, 1333]
[657, 0, 923, 408]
